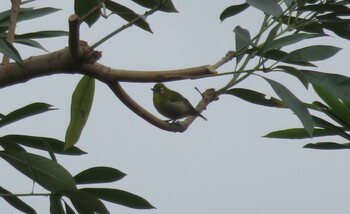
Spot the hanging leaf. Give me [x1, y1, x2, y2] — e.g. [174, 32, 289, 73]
[0, 37, 23, 66]
[246, 0, 283, 17]
[74, 0, 100, 27]
[304, 142, 350, 150]
[0, 102, 55, 128]
[262, 76, 314, 136]
[219, 3, 250, 22]
[105, 1, 152, 33]
[282, 45, 341, 62]
[0, 150, 77, 192]
[130, 0, 178, 13]
[82, 188, 155, 209]
[15, 30, 68, 39]
[274, 66, 309, 88]
[17, 7, 61, 22]
[65, 76, 95, 150]
[74, 167, 126, 184]
[63, 190, 109, 214]
[14, 39, 49, 52]
[264, 128, 338, 139]
[234, 26, 251, 64]
[50, 195, 65, 214]
[0, 186, 36, 214]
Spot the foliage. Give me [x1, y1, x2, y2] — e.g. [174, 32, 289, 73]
[1, 0, 350, 213]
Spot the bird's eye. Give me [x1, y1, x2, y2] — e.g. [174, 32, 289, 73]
[159, 88, 165, 94]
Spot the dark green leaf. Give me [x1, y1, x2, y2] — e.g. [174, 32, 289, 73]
[0, 186, 36, 214]
[75, 0, 100, 27]
[0, 150, 77, 192]
[0, 37, 23, 65]
[65, 76, 95, 150]
[299, 4, 350, 14]
[83, 188, 155, 209]
[74, 167, 126, 184]
[312, 115, 350, 140]
[15, 30, 68, 39]
[234, 26, 251, 64]
[105, 1, 152, 33]
[14, 39, 49, 52]
[246, 0, 283, 17]
[0, 103, 55, 128]
[319, 15, 350, 40]
[262, 76, 314, 136]
[219, 3, 250, 22]
[63, 190, 109, 214]
[224, 88, 285, 108]
[0, 135, 86, 155]
[264, 128, 338, 139]
[304, 142, 350, 150]
[264, 23, 282, 47]
[274, 66, 309, 88]
[64, 202, 76, 214]
[50, 195, 65, 214]
[130, 0, 178, 13]
[282, 45, 341, 62]
[17, 7, 61, 22]
[281, 16, 325, 34]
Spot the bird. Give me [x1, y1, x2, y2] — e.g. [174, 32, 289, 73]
[151, 83, 207, 122]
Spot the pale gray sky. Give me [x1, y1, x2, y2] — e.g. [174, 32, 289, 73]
[1, 0, 350, 214]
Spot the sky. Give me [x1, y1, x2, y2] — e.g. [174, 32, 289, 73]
[1, 0, 350, 214]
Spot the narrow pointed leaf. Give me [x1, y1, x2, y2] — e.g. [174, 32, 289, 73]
[0, 150, 77, 192]
[65, 76, 95, 150]
[15, 30, 68, 39]
[0, 37, 23, 65]
[0, 102, 55, 128]
[63, 190, 109, 214]
[274, 66, 309, 88]
[304, 142, 350, 150]
[264, 128, 338, 139]
[219, 3, 250, 22]
[246, 0, 283, 17]
[224, 88, 285, 108]
[50, 195, 65, 214]
[74, 167, 126, 184]
[14, 39, 48, 52]
[130, 0, 178, 13]
[0, 186, 36, 214]
[312, 115, 350, 140]
[82, 188, 155, 209]
[64, 202, 76, 214]
[282, 45, 341, 62]
[0, 135, 86, 155]
[262, 76, 314, 136]
[105, 1, 152, 33]
[17, 7, 61, 22]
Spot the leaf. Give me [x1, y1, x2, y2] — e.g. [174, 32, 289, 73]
[246, 0, 283, 17]
[17, 7, 61, 22]
[282, 45, 341, 62]
[302, 70, 350, 102]
[63, 190, 109, 214]
[130, 0, 178, 13]
[263, 33, 324, 52]
[0, 186, 36, 214]
[274, 66, 309, 88]
[74, 0, 100, 27]
[65, 76, 95, 150]
[74, 167, 126, 184]
[264, 23, 282, 47]
[281, 15, 325, 34]
[262, 76, 314, 136]
[234, 26, 251, 64]
[219, 3, 250, 22]
[264, 128, 338, 139]
[14, 39, 49, 52]
[224, 88, 285, 108]
[15, 30, 68, 39]
[0, 102, 55, 128]
[312, 115, 350, 140]
[82, 188, 155, 209]
[50, 195, 65, 214]
[0, 135, 86, 155]
[0, 37, 23, 65]
[105, 1, 152, 33]
[304, 142, 350, 150]
[64, 202, 76, 214]
[0, 150, 77, 192]
[299, 4, 350, 14]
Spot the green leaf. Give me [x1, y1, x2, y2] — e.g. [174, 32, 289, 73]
[234, 26, 251, 64]
[75, 167, 126, 184]
[0, 150, 77, 192]
[224, 88, 285, 108]
[246, 0, 283, 17]
[63, 190, 109, 214]
[82, 188, 155, 209]
[302, 70, 350, 102]
[14, 39, 49, 52]
[75, 0, 100, 27]
[105, 1, 152, 33]
[130, 0, 178, 13]
[15, 30, 68, 39]
[219, 3, 250, 22]
[263, 33, 324, 52]
[299, 4, 350, 14]
[312, 115, 350, 140]
[0, 135, 86, 155]
[264, 128, 338, 139]
[50, 195, 65, 214]
[282, 45, 341, 62]
[65, 76, 95, 150]
[262, 76, 314, 136]
[0, 186, 36, 214]
[0, 102, 55, 128]
[264, 23, 282, 47]
[274, 66, 309, 88]
[0, 37, 23, 65]
[304, 142, 350, 150]
[17, 7, 61, 22]
[281, 16, 325, 34]
[64, 202, 76, 214]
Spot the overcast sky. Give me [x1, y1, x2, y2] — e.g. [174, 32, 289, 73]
[2, 0, 350, 214]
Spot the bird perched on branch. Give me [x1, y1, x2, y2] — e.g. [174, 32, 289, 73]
[152, 83, 207, 122]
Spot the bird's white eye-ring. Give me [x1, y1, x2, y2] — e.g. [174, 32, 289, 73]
[159, 88, 165, 94]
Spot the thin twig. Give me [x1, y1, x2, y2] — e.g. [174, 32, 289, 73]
[2, 0, 21, 64]
[0, 192, 50, 197]
[211, 50, 237, 69]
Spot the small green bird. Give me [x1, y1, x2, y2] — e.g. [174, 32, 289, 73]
[152, 83, 207, 122]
